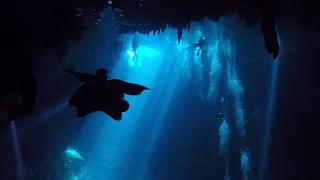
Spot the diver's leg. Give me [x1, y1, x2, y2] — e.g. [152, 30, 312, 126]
[107, 111, 122, 121]
[101, 104, 123, 120]
[134, 54, 138, 61]
[120, 99, 130, 112]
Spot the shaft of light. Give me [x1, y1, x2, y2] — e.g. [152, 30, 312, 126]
[9, 121, 25, 180]
[258, 58, 279, 180]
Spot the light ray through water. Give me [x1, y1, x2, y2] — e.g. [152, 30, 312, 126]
[76, 29, 184, 179]
[9, 121, 25, 180]
[63, 19, 271, 180]
[241, 149, 251, 180]
[258, 29, 281, 180]
[258, 56, 280, 180]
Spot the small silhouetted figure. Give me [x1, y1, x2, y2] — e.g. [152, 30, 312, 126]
[131, 37, 138, 61]
[64, 68, 150, 120]
[187, 37, 206, 56]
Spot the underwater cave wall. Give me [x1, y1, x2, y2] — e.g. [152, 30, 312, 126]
[0, 9, 123, 180]
[266, 21, 320, 180]
[2, 12, 319, 180]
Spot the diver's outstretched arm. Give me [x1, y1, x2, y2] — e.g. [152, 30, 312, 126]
[63, 69, 95, 82]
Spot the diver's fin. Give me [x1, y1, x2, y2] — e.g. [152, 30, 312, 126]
[109, 79, 150, 95]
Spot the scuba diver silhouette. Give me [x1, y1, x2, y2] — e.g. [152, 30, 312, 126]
[131, 37, 139, 61]
[186, 37, 206, 56]
[64, 68, 115, 107]
[64, 68, 150, 120]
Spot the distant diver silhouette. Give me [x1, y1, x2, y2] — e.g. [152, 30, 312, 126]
[131, 36, 139, 61]
[64, 68, 150, 120]
[186, 37, 206, 56]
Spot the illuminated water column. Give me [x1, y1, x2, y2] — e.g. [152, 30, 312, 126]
[182, 21, 222, 102]
[225, 39, 250, 180]
[183, 21, 229, 179]
[185, 20, 232, 179]
[72, 29, 185, 180]
[219, 97, 231, 180]
[241, 149, 250, 180]
[119, 31, 185, 180]
[219, 37, 232, 180]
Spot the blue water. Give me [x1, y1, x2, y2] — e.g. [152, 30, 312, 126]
[2, 17, 279, 180]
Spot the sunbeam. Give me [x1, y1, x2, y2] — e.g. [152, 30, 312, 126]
[1, 17, 281, 180]
[258, 52, 280, 180]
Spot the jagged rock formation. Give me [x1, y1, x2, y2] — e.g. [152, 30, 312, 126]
[2, 0, 319, 59]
